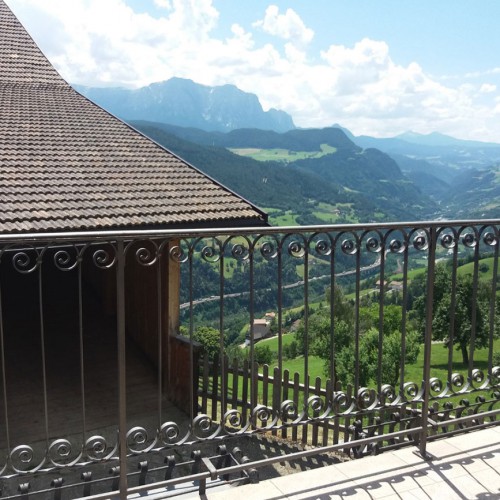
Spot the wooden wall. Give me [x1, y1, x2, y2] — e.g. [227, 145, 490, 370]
[124, 240, 197, 415]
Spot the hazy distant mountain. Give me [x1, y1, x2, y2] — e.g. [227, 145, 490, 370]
[74, 78, 295, 133]
[443, 166, 500, 219]
[389, 154, 451, 199]
[334, 126, 500, 174]
[132, 120, 356, 151]
[395, 131, 500, 149]
[330, 126, 499, 217]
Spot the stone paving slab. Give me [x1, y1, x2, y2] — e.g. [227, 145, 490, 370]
[202, 426, 500, 500]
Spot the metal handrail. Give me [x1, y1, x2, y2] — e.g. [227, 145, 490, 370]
[0, 218, 498, 498]
[0, 218, 499, 243]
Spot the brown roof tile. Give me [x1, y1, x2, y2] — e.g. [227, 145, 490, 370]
[0, 0, 267, 233]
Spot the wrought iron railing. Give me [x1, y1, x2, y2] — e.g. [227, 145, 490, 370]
[0, 220, 498, 498]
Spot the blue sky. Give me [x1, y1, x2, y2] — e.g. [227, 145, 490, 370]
[6, 0, 500, 142]
[214, 1, 500, 74]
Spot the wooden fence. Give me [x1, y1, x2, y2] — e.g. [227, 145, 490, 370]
[197, 354, 424, 456]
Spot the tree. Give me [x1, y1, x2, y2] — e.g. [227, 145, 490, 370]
[283, 340, 298, 360]
[309, 319, 352, 360]
[410, 264, 451, 340]
[326, 327, 420, 387]
[360, 304, 406, 336]
[432, 273, 489, 365]
[254, 344, 274, 365]
[225, 344, 247, 364]
[360, 328, 420, 386]
[324, 285, 354, 324]
[193, 326, 222, 360]
[296, 285, 420, 387]
[410, 264, 491, 365]
[295, 285, 353, 357]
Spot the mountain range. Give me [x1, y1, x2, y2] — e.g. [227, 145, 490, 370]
[332, 127, 500, 218]
[75, 77, 295, 133]
[132, 121, 435, 222]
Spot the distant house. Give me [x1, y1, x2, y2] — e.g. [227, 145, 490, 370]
[0, 0, 267, 413]
[389, 281, 404, 291]
[247, 318, 271, 341]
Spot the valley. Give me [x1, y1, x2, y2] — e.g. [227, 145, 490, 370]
[75, 80, 499, 372]
[75, 78, 499, 224]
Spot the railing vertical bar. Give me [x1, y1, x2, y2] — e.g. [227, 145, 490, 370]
[166, 243, 173, 424]
[241, 359, 249, 426]
[292, 371, 298, 442]
[38, 255, 50, 449]
[200, 355, 206, 408]
[419, 226, 436, 458]
[333, 380, 340, 445]
[344, 384, 353, 450]
[487, 232, 498, 372]
[272, 366, 279, 437]
[354, 240, 361, 394]
[231, 358, 239, 410]
[399, 235, 409, 396]
[447, 236, 459, 385]
[323, 378, 331, 445]
[116, 239, 128, 497]
[223, 355, 229, 417]
[273, 242, 283, 430]
[303, 245, 309, 405]
[468, 239, 480, 377]
[262, 364, 269, 430]
[211, 356, 219, 422]
[377, 236, 386, 395]
[77, 255, 87, 445]
[329, 236, 336, 385]
[188, 244, 195, 424]
[219, 250, 226, 417]
[249, 245, 256, 414]
[312, 377, 321, 445]
[0, 259, 11, 455]
[277, 244, 283, 398]
[301, 372, 307, 444]
[156, 243, 163, 429]
[281, 370, 290, 439]
[252, 360, 259, 419]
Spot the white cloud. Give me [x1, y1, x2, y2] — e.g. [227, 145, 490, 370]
[465, 67, 500, 78]
[4, 0, 500, 142]
[6, 0, 222, 87]
[480, 83, 497, 93]
[154, 0, 171, 9]
[253, 5, 313, 46]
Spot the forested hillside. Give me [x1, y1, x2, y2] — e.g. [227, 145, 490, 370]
[133, 122, 436, 222]
[135, 123, 354, 213]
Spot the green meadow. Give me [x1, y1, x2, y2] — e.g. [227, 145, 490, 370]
[229, 143, 337, 162]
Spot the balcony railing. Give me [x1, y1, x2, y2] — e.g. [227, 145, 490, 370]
[0, 219, 498, 498]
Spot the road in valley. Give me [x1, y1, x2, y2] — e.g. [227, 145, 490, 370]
[179, 258, 381, 310]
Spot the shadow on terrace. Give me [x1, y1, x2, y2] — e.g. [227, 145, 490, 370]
[0, 220, 498, 499]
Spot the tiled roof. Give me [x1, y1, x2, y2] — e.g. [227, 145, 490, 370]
[0, 0, 267, 233]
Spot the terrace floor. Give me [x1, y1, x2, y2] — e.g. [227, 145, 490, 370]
[172, 425, 500, 500]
